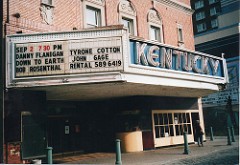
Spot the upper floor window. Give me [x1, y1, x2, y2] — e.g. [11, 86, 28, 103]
[83, 0, 105, 28]
[211, 19, 218, 28]
[150, 26, 161, 41]
[86, 6, 101, 27]
[177, 24, 184, 48]
[210, 6, 220, 16]
[197, 23, 207, 32]
[196, 11, 205, 21]
[148, 9, 163, 43]
[209, 0, 218, 5]
[118, 0, 137, 35]
[195, 0, 204, 9]
[122, 17, 134, 34]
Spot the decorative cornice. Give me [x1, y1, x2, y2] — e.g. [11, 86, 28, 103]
[119, 0, 136, 16]
[148, 9, 162, 24]
[154, 0, 194, 15]
[84, 0, 105, 6]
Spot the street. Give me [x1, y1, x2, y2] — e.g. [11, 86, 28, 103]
[168, 147, 239, 165]
[54, 137, 239, 164]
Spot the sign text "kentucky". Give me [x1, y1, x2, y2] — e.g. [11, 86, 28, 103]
[133, 42, 223, 76]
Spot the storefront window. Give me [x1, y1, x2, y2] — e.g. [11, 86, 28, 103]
[154, 113, 174, 138]
[154, 112, 192, 138]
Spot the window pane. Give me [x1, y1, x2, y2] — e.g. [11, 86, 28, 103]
[209, 0, 218, 4]
[178, 113, 182, 123]
[195, 0, 204, 9]
[159, 114, 163, 125]
[183, 124, 187, 133]
[87, 8, 97, 25]
[86, 7, 100, 27]
[169, 125, 174, 136]
[210, 7, 219, 16]
[150, 26, 160, 41]
[154, 114, 159, 125]
[178, 28, 183, 41]
[160, 126, 165, 137]
[196, 11, 205, 21]
[186, 113, 190, 123]
[179, 125, 183, 135]
[211, 19, 218, 28]
[122, 19, 129, 28]
[122, 18, 134, 35]
[168, 113, 173, 124]
[174, 114, 179, 124]
[197, 23, 206, 32]
[187, 124, 192, 134]
[155, 126, 160, 138]
[175, 125, 180, 135]
[163, 113, 168, 125]
[183, 113, 187, 123]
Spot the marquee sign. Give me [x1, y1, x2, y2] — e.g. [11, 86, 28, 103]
[6, 27, 228, 88]
[14, 37, 123, 78]
[129, 40, 224, 77]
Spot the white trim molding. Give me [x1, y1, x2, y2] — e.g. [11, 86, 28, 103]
[148, 9, 164, 43]
[154, 0, 194, 15]
[118, 0, 137, 36]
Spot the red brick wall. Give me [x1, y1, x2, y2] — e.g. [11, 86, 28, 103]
[4, 0, 194, 48]
[3, 0, 194, 49]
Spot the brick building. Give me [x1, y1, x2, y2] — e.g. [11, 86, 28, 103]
[1, 0, 228, 163]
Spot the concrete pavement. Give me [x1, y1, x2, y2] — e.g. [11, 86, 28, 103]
[53, 136, 239, 164]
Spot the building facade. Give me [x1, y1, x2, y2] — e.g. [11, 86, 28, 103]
[191, 0, 239, 58]
[191, 0, 239, 135]
[2, 0, 228, 163]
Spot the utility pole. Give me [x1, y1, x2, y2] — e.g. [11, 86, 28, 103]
[0, 0, 4, 163]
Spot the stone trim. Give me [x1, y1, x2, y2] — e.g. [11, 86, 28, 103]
[118, 0, 136, 16]
[84, 0, 105, 6]
[154, 0, 194, 15]
[148, 9, 162, 25]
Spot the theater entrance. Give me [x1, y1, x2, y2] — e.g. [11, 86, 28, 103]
[47, 105, 116, 154]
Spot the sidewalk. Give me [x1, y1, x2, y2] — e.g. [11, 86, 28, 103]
[53, 136, 239, 164]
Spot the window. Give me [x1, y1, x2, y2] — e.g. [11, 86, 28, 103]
[154, 113, 174, 138]
[211, 19, 218, 28]
[177, 27, 183, 42]
[86, 6, 101, 28]
[148, 9, 163, 43]
[196, 11, 205, 21]
[122, 17, 134, 35]
[118, 0, 137, 35]
[174, 113, 192, 136]
[210, 7, 220, 16]
[83, 0, 105, 28]
[153, 112, 192, 138]
[209, 0, 218, 5]
[150, 26, 161, 41]
[197, 23, 207, 32]
[195, 0, 204, 9]
[177, 25, 184, 47]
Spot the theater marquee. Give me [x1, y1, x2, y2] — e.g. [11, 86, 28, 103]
[6, 27, 228, 88]
[14, 37, 123, 78]
[129, 40, 224, 77]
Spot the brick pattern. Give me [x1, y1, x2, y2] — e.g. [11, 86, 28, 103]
[3, 0, 194, 49]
